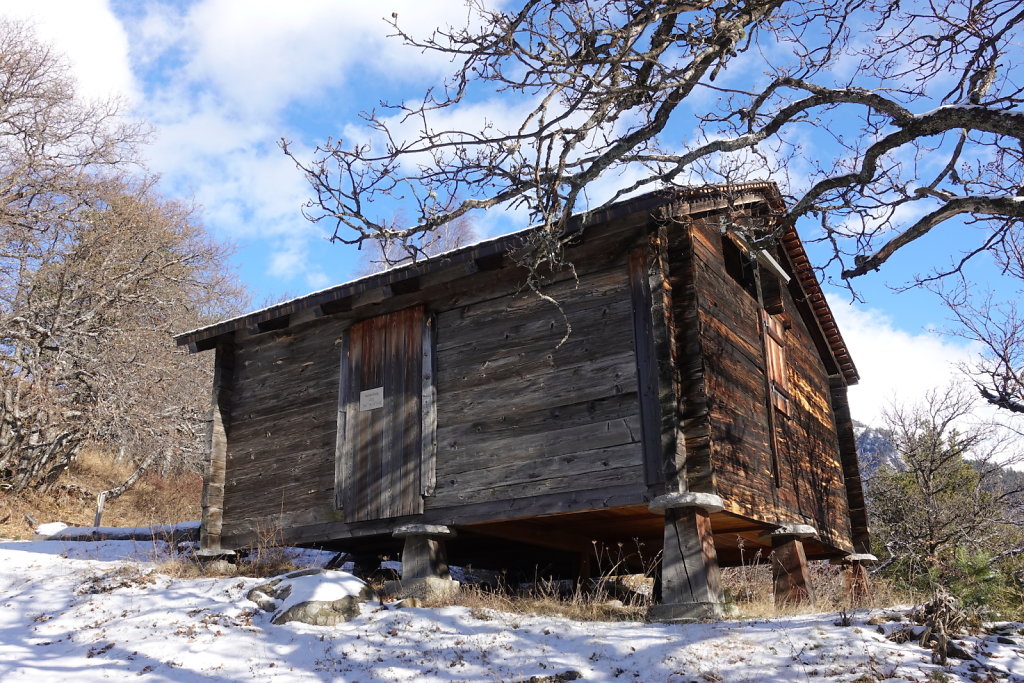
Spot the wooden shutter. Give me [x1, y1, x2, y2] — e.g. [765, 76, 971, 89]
[336, 306, 427, 521]
[762, 311, 790, 415]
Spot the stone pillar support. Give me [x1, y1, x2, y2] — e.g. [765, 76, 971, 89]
[768, 524, 817, 606]
[386, 524, 459, 600]
[648, 493, 724, 622]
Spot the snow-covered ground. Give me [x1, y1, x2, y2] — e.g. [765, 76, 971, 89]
[0, 536, 1020, 682]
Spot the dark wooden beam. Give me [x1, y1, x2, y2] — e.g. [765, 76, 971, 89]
[220, 483, 649, 549]
[629, 230, 680, 490]
[420, 314, 437, 496]
[473, 252, 503, 272]
[200, 342, 234, 552]
[391, 276, 421, 295]
[829, 375, 871, 555]
[650, 507, 723, 621]
[189, 336, 219, 354]
[771, 535, 814, 605]
[464, 522, 594, 553]
[248, 315, 290, 336]
[321, 296, 353, 315]
[667, 219, 717, 494]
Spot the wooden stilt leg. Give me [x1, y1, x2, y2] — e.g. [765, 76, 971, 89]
[772, 535, 814, 606]
[577, 548, 593, 584]
[844, 561, 869, 603]
[840, 555, 876, 604]
[647, 493, 725, 622]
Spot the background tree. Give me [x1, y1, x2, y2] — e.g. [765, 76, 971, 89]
[867, 387, 1024, 614]
[285, 0, 1024, 411]
[0, 21, 245, 494]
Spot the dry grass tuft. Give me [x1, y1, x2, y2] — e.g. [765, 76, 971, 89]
[157, 519, 308, 580]
[721, 558, 920, 619]
[424, 579, 652, 622]
[0, 448, 202, 540]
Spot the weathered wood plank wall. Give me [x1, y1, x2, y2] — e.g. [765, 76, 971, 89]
[685, 216, 852, 550]
[216, 217, 648, 548]
[687, 218, 777, 516]
[220, 316, 348, 544]
[199, 341, 234, 551]
[430, 255, 643, 508]
[773, 297, 853, 551]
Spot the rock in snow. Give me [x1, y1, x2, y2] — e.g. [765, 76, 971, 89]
[247, 568, 379, 626]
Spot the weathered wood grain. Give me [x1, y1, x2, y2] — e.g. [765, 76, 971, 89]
[200, 341, 234, 552]
[433, 442, 641, 505]
[341, 307, 425, 521]
[438, 414, 641, 476]
[221, 482, 649, 548]
[687, 216, 853, 552]
[335, 340, 349, 509]
[830, 375, 870, 554]
[421, 314, 438, 497]
[667, 218, 717, 495]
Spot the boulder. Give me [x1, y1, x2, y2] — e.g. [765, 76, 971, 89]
[383, 576, 460, 602]
[247, 568, 378, 626]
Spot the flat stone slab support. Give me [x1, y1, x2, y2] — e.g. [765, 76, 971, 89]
[387, 525, 459, 601]
[771, 534, 814, 606]
[651, 506, 723, 622]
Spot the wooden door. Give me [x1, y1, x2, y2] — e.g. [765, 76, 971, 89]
[336, 306, 429, 521]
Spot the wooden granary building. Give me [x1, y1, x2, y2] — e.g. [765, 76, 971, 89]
[176, 183, 870, 619]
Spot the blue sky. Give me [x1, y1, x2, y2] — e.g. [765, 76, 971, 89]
[2, 0, 1004, 426]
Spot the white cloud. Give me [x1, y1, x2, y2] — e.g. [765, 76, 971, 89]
[121, 0, 483, 291]
[827, 294, 983, 426]
[179, 0, 474, 118]
[0, 0, 136, 102]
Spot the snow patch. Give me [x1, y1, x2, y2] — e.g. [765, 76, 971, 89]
[271, 572, 368, 617]
[0, 537, 1019, 681]
[35, 522, 69, 536]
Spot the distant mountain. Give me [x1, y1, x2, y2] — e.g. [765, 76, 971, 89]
[853, 421, 1023, 502]
[853, 421, 900, 478]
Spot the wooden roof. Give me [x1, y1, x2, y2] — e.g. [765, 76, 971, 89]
[175, 184, 859, 384]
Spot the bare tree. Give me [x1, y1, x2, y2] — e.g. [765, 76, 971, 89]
[283, 0, 1023, 405]
[0, 175, 244, 493]
[0, 21, 245, 493]
[357, 213, 478, 274]
[285, 0, 1022, 270]
[939, 285, 1024, 415]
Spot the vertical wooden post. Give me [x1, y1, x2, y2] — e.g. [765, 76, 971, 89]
[648, 493, 724, 621]
[576, 549, 593, 585]
[200, 341, 233, 553]
[420, 314, 437, 496]
[769, 525, 818, 606]
[844, 561, 869, 604]
[830, 376, 871, 555]
[629, 243, 674, 489]
[334, 334, 350, 510]
[839, 553, 876, 604]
